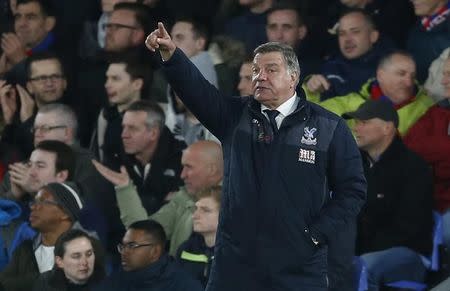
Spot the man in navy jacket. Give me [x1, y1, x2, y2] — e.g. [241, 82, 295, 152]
[146, 23, 367, 291]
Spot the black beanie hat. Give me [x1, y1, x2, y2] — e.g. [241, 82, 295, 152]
[44, 182, 84, 222]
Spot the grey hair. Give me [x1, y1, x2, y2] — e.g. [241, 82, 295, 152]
[253, 42, 301, 86]
[126, 100, 165, 130]
[37, 103, 78, 137]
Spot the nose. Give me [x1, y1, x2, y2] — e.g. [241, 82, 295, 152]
[180, 167, 187, 180]
[237, 79, 245, 91]
[255, 69, 267, 81]
[403, 75, 414, 87]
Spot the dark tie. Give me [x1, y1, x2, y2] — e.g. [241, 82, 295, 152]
[264, 109, 280, 134]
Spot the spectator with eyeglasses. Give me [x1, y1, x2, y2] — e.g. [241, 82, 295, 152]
[76, 2, 157, 148]
[0, 181, 96, 291]
[0, 52, 71, 158]
[0, 106, 112, 248]
[95, 219, 202, 291]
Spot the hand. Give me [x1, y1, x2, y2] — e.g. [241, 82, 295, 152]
[306, 74, 331, 94]
[8, 162, 30, 199]
[1, 33, 26, 65]
[145, 22, 176, 61]
[92, 160, 130, 187]
[0, 53, 12, 75]
[16, 84, 35, 122]
[0, 80, 17, 124]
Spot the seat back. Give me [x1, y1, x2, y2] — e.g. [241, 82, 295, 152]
[421, 211, 443, 271]
[353, 256, 368, 291]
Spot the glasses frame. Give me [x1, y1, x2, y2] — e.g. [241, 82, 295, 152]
[117, 242, 155, 253]
[29, 74, 65, 83]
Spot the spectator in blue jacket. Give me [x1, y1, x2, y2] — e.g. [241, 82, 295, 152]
[146, 23, 366, 291]
[407, 0, 450, 82]
[305, 9, 389, 101]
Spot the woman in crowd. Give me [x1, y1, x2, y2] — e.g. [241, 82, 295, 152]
[33, 229, 105, 291]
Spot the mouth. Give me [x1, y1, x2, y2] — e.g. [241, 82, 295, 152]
[344, 44, 356, 53]
[107, 92, 116, 99]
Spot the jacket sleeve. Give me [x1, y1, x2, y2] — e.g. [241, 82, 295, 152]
[162, 49, 245, 141]
[115, 182, 149, 228]
[319, 93, 365, 117]
[150, 194, 181, 238]
[310, 119, 367, 244]
[0, 242, 39, 291]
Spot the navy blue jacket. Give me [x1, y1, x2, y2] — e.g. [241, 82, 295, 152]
[94, 254, 202, 291]
[176, 233, 214, 288]
[162, 49, 367, 291]
[320, 42, 390, 100]
[407, 16, 450, 83]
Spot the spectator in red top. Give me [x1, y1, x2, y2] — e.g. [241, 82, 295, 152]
[404, 52, 450, 248]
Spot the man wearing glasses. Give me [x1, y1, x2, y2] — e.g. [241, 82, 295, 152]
[0, 52, 69, 157]
[96, 219, 202, 291]
[0, 181, 92, 291]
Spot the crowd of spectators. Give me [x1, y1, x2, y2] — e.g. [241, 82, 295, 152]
[0, 0, 448, 290]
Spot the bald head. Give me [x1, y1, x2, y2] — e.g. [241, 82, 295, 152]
[180, 141, 223, 194]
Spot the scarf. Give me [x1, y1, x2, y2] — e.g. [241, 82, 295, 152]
[370, 80, 416, 109]
[421, 1, 450, 31]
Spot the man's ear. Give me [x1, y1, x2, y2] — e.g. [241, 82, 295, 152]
[55, 256, 64, 269]
[55, 169, 69, 182]
[370, 30, 379, 44]
[44, 16, 56, 32]
[298, 25, 307, 40]
[151, 244, 163, 261]
[195, 37, 206, 52]
[132, 78, 144, 92]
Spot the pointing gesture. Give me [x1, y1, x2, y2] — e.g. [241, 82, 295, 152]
[145, 22, 176, 61]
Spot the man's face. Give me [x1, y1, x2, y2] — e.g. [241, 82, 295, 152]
[105, 63, 140, 107]
[266, 9, 305, 48]
[180, 148, 212, 194]
[27, 149, 63, 192]
[29, 188, 67, 230]
[192, 197, 219, 236]
[27, 59, 67, 105]
[410, 0, 447, 16]
[252, 51, 297, 108]
[120, 229, 155, 271]
[377, 54, 416, 104]
[442, 59, 450, 98]
[353, 118, 389, 151]
[121, 111, 153, 155]
[105, 9, 140, 52]
[56, 237, 95, 284]
[33, 112, 69, 146]
[14, 1, 53, 48]
[171, 21, 203, 58]
[237, 62, 253, 96]
[338, 12, 378, 60]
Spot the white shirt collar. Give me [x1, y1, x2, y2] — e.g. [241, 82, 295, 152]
[261, 93, 298, 118]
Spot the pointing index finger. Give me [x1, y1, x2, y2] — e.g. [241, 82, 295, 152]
[158, 22, 169, 37]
